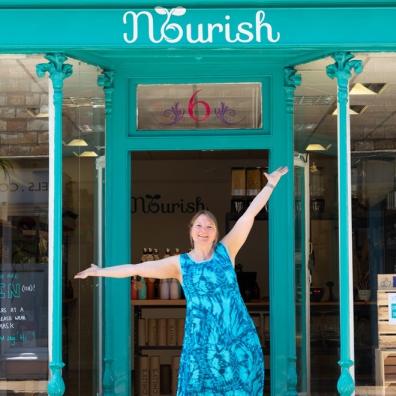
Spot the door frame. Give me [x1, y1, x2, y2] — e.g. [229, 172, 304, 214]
[294, 153, 311, 395]
[104, 69, 294, 395]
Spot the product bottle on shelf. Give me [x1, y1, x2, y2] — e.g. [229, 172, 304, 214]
[147, 277, 156, 299]
[163, 248, 171, 258]
[153, 248, 160, 261]
[146, 248, 154, 261]
[170, 278, 181, 299]
[131, 276, 138, 299]
[174, 248, 185, 298]
[141, 247, 148, 262]
[138, 277, 147, 300]
[159, 248, 171, 299]
[160, 278, 170, 299]
[146, 248, 156, 299]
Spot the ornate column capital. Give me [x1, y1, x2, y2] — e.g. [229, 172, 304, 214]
[98, 70, 115, 115]
[36, 54, 73, 92]
[284, 67, 301, 114]
[326, 52, 362, 104]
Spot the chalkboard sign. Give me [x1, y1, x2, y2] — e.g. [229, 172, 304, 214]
[0, 264, 48, 379]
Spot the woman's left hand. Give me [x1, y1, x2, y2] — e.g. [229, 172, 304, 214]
[264, 166, 288, 186]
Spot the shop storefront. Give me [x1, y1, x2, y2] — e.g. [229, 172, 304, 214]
[2, 1, 396, 395]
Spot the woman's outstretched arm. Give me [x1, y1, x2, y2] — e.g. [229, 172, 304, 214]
[74, 255, 181, 280]
[221, 166, 288, 263]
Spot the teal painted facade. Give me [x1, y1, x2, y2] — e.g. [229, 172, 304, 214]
[2, 1, 396, 395]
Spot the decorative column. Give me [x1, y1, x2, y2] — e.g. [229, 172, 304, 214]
[326, 52, 362, 396]
[284, 66, 301, 396]
[36, 54, 73, 396]
[97, 70, 115, 396]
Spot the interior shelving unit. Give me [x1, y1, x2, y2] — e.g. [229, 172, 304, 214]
[132, 299, 270, 396]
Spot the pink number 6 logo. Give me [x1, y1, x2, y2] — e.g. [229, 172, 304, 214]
[188, 90, 211, 122]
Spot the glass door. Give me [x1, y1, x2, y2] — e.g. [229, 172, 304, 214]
[294, 153, 310, 395]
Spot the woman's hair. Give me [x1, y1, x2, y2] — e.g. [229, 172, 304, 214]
[189, 210, 219, 248]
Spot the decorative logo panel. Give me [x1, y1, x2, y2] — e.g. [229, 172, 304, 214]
[137, 83, 262, 130]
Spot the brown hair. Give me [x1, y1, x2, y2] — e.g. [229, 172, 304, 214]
[189, 210, 219, 248]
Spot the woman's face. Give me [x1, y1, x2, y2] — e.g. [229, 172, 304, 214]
[190, 214, 217, 248]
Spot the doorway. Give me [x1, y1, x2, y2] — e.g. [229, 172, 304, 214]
[130, 149, 270, 394]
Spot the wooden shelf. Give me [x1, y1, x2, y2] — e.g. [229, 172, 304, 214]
[137, 345, 182, 350]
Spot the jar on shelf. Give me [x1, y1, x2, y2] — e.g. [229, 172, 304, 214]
[170, 279, 181, 299]
[160, 279, 170, 299]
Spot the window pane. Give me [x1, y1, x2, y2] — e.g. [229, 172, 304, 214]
[137, 83, 262, 130]
[0, 54, 49, 394]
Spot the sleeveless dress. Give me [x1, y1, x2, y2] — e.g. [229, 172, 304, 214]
[177, 242, 264, 395]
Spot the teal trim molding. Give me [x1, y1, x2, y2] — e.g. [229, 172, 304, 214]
[104, 72, 131, 396]
[36, 54, 73, 396]
[284, 66, 301, 396]
[97, 69, 116, 395]
[268, 69, 292, 396]
[326, 52, 362, 396]
[4, 0, 396, 8]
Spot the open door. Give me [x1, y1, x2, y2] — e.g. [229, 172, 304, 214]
[294, 153, 311, 395]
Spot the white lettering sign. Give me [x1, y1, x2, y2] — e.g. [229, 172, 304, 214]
[123, 7, 281, 45]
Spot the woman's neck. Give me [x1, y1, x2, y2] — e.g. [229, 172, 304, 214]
[190, 245, 214, 261]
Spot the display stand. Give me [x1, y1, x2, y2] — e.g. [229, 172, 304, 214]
[376, 274, 396, 387]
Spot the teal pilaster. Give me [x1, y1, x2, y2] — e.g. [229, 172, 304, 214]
[284, 66, 301, 396]
[36, 54, 72, 396]
[104, 71, 131, 395]
[98, 70, 115, 396]
[270, 69, 293, 396]
[326, 52, 362, 396]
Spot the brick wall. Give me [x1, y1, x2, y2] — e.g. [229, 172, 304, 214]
[0, 93, 49, 157]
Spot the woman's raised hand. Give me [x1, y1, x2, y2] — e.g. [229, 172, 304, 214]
[263, 166, 288, 186]
[74, 264, 99, 279]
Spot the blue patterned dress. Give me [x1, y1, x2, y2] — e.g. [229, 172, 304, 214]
[177, 242, 264, 395]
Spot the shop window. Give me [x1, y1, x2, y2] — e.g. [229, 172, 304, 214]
[0, 55, 49, 394]
[295, 52, 396, 394]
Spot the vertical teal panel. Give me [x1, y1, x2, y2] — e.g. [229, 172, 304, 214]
[36, 54, 72, 396]
[269, 69, 294, 396]
[326, 52, 362, 396]
[284, 67, 300, 396]
[104, 71, 131, 395]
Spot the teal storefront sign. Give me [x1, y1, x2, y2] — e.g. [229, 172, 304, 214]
[1, 7, 396, 49]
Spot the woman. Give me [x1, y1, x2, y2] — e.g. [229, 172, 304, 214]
[75, 166, 288, 395]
